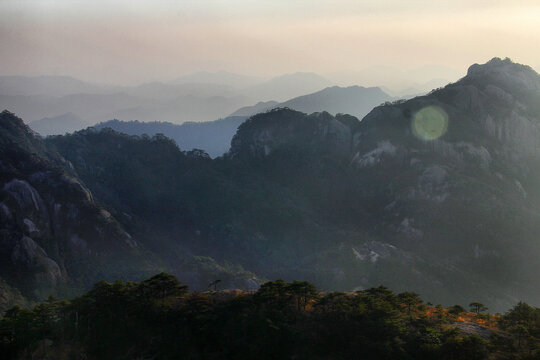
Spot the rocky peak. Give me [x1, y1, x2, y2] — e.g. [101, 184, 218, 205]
[0, 110, 29, 130]
[0, 111, 144, 304]
[0, 110, 66, 171]
[0, 110, 44, 150]
[228, 108, 359, 160]
[464, 57, 540, 91]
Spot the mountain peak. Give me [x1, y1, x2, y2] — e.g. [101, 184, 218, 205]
[468, 57, 535, 75]
[0, 110, 40, 145]
[229, 108, 358, 160]
[1, 109, 24, 125]
[465, 57, 540, 90]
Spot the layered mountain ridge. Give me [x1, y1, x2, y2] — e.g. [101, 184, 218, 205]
[93, 116, 248, 158]
[1, 58, 539, 312]
[94, 85, 392, 157]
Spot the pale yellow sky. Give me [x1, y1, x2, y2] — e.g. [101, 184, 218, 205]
[0, 0, 539, 84]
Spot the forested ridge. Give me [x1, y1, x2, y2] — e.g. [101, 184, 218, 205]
[1, 273, 539, 359]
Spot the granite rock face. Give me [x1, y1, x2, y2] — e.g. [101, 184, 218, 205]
[348, 58, 540, 309]
[0, 111, 144, 304]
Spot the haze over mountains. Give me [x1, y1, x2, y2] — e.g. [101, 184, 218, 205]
[93, 117, 248, 158]
[0, 68, 454, 138]
[0, 72, 337, 136]
[170, 71, 263, 88]
[0, 86, 251, 134]
[231, 85, 393, 118]
[327, 64, 463, 97]
[0, 76, 112, 97]
[19, 74, 396, 157]
[1, 58, 540, 313]
[95, 85, 394, 157]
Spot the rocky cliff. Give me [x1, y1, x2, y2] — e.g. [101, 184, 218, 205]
[0, 111, 148, 309]
[348, 57, 540, 308]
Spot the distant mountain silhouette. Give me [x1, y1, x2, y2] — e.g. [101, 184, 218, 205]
[246, 72, 334, 101]
[0, 72, 335, 134]
[0, 70, 458, 137]
[9, 91, 252, 132]
[95, 86, 393, 156]
[231, 86, 393, 118]
[170, 71, 263, 88]
[29, 112, 84, 136]
[278, 85, 393, 118]
[0, 75, 115, 97]
[327, 65, 462, 95]
[94, 116, 247, 158]
[124, 82, 240, 100]
[229, 101, 279, 117]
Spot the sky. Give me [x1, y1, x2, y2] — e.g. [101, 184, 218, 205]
[0, 0, 539, 85]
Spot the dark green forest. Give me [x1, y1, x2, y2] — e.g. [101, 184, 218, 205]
[1, 273, 539, 360]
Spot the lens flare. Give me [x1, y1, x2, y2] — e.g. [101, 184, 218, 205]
[412, 106, 448, 141]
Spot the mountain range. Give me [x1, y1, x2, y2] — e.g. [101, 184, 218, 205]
[3, 92, 251, 135]
[94, 85, 394, 157]
[0, 76, 112, 97]
[0, 72, 339, 136]
[327, 64, 463, 96]
[1, 58, 539, 313]
[231, 85, 393, 118]
[2, 71, 428, 138]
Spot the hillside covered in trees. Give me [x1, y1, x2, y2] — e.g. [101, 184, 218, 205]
[1, 273, 539, 360]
